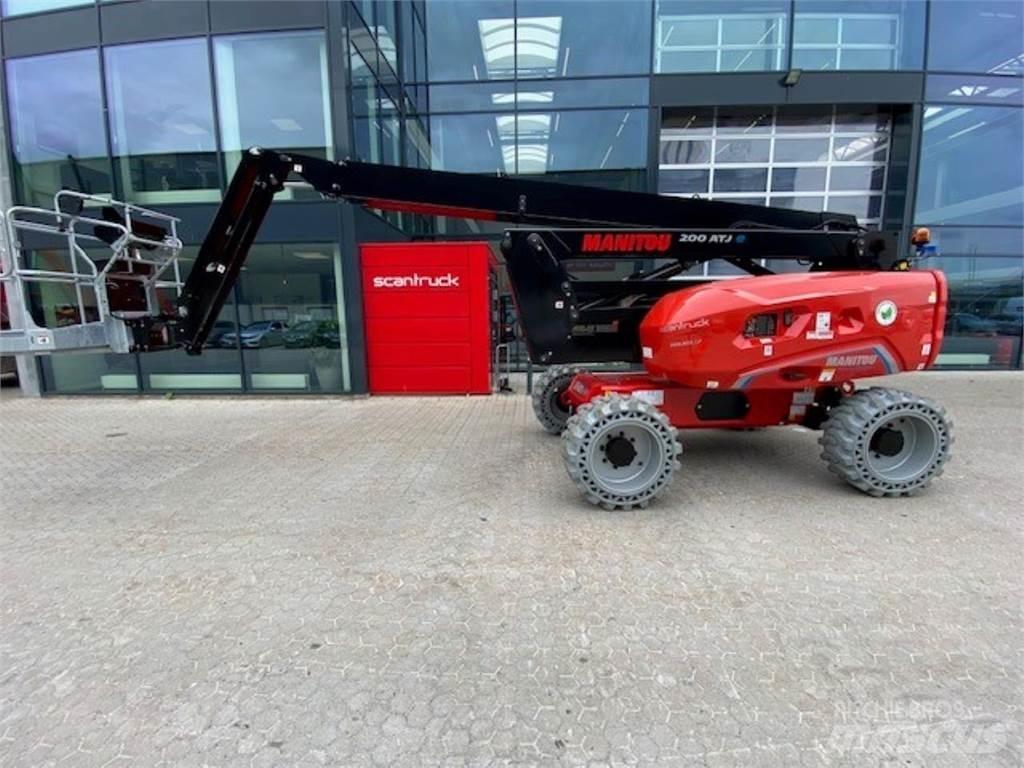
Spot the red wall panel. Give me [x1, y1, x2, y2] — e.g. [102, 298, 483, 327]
[361, 242, 495, 395]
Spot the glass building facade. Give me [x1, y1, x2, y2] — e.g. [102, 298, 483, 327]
[1, 0, 1021, 393]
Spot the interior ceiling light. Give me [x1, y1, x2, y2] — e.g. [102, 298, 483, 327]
[478, 16, 562, 79]
[478, 18, 516, 78]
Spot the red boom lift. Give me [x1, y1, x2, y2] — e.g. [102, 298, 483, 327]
[1, 149, 952, 509]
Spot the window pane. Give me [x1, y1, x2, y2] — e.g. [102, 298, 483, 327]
[826, 195, 882, 219]
[721, 16, 783, 45]
[716, 108, 773, 134]
[662, 107, 715, 134]
[214, 30, 332, 197]
[831, 135, 888, 162]
[842, 16, 897, 45]
[928, 0, 1024, 75]
[721, 50, 782, 72]
[5, 50, 109, 207]
[714, 168, 768, 192]
[659, 169, 710, 194]
[774, 137, 830, 162]
[526, 109, 647, 175]
[771, 167, 827, 192]
[655, 0, 788, 73]
[424, 0, 515, 81]
[104, 39, 218, 204]
[926, 75, 1024, 108]
[427, 82, 515, 112]
[659, 50, 718, 73]
[715, 138, 770, 163]
[516, 1, 652, 78]
[660, 139, 712, 165]
[519, 78, 649, 109]
[794, 0, 925, 70]
[236, 244, 349, 392]
[429, 113, 513, 174]
[927, 228, 1023, 369]
[792, 49, 838, 71]
[794, 17, 837, 45]
[2, 0, 88, 15]
[776, 106, 832, 133]
[830, 166, 885, 191]
[770, 195, 826, 211]
[917, 105, 1024, 226]
[665, 18, 716, 46]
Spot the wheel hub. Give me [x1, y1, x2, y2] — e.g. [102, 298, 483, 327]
[870, 425, 905, 457]
[603, 434, 637, 468]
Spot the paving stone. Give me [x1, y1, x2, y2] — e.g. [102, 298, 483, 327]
[0, 372, 1021, 767]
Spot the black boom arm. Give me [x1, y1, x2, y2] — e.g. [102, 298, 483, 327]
[141, 147, 893, 357]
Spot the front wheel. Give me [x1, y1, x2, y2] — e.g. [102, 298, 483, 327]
[819, 388, 953, 497]
[562, 394, 682, 510]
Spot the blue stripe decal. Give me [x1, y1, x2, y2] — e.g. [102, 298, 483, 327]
[873, 345, 898, 374]
[736, 374, 757, 389]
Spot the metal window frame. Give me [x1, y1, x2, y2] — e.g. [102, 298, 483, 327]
[657, 104, 892, 276]
[655, 12, 788, 73]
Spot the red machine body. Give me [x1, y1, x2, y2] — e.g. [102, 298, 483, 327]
[563, 270, 948, 429]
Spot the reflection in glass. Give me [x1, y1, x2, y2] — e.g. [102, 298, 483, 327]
[792, 0, 925, 71]
[424, 0, 514, 81]
[659, 105, 892, 226]
[214, 30, 333, 197]
[235, 244, 348, 392]
[928, 0, 1024, 76]
[1, 0, 88, 15]
[6, 50, 110, 206]
[515, 1, 652, 78]
[104, 38, 219, 203]
[924, 228, 1024, 369]
[655, 1, 787, 73]
[917, 105, 1024, 226]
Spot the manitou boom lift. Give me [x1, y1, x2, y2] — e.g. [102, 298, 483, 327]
[1, 148, 951, 508]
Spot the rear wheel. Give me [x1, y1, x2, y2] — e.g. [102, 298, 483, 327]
[532, 365, 585, 434]
[820, 388, 953, 497]
[562, 394, 682, 510]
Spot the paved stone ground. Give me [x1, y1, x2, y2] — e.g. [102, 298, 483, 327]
[0, 372, 1021, 768]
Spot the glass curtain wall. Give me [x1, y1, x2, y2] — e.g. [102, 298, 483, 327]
[214, 30, 334, 199]
[659, 105, 891, 224]
[104, 38, 220, 204]
[1, 0, 88, 15]
[917, 75, 1023, 368]
[5, 49, 110, 207]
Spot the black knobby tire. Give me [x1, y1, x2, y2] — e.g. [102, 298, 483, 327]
[819, 387, 953, 497]
[562, 394, 683, 510]
[531, 365, 585, 434]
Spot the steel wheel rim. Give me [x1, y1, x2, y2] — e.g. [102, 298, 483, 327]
[586, 422, 664, 495]
[865, 411, 940, 483]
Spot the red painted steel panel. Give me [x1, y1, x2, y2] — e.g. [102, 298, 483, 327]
[361, 242, 495, 394]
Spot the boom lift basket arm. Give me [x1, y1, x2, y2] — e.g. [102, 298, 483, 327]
[154, 148, 898, 363]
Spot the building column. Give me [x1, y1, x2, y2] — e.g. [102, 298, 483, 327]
[0, 78, 42, 397]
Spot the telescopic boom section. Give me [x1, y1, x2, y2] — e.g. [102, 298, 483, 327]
[173, 147, 878, 355]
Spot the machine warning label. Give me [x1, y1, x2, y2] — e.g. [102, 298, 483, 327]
[806, 311, 834, 340]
